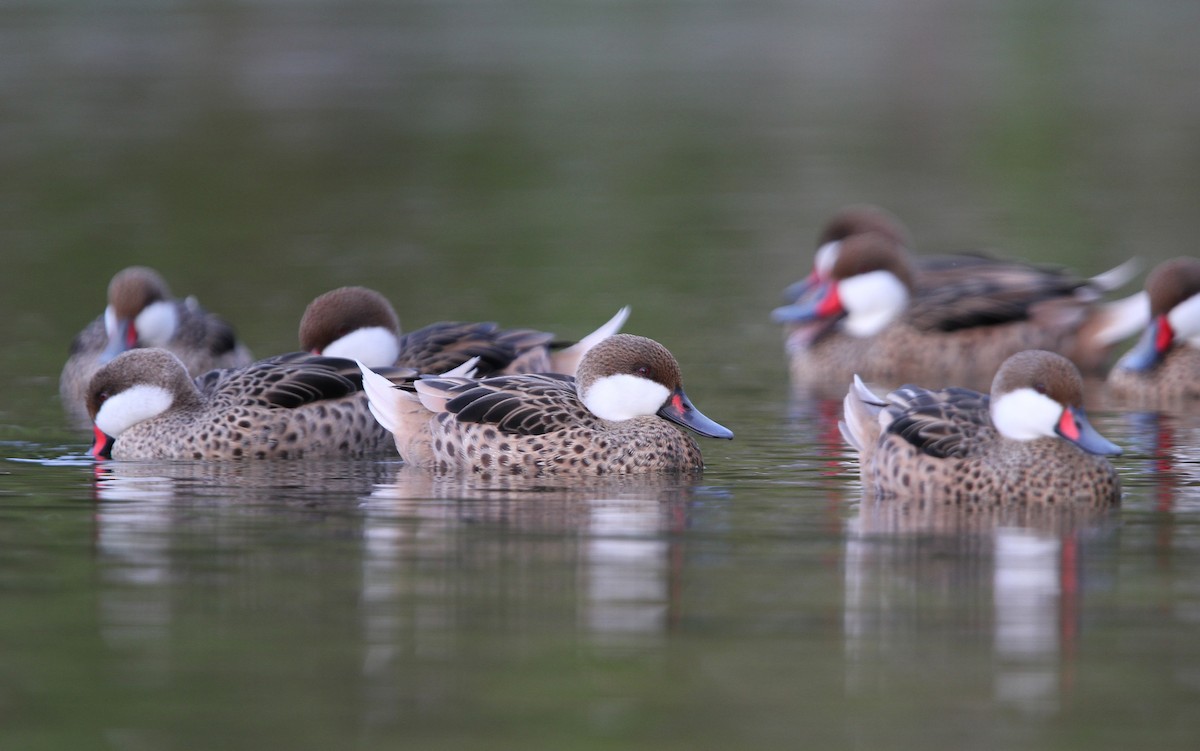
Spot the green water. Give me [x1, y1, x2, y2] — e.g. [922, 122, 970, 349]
[4, 2, 1200, 749]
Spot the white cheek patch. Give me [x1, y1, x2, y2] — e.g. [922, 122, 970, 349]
[1167, 293, 1200, 348]
[323, 327, 401, 368]
[135, 301, 179, 347]
[94, 384, 174, 437]
[582, 374, 670, 421]
[104, 306, 119, 338]
[838, 270, 908, 337]
[814, 241, 840, 279]
[990, 388, 1062, 441]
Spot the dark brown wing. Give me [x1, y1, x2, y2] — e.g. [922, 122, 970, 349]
[198, 353, 415, 409]
[907, 253, 1090, 332]
[884, 384, 992, 458]
[418, 372, 584, 435]
[398, 322, 556, 376]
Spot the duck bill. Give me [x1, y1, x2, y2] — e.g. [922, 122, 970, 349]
[1121, 316, 1172, 373]
[657, 390, 733, 440]
[91, 424, 115, 460]
[1057, 406, 1121, 456]
[770, 282, 844, 324]
[100, 319, 136, 364]
[782, 270, 820, 303]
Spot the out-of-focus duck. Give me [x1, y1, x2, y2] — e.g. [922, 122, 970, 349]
[1108, 257, 1200, 405]
[60, 266, 253, 426]
[773, 207, 1143, 391]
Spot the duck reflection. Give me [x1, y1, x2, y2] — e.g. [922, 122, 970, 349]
[90, 460, 396, 690]
[356, 468, 704, 728]
[844, 497, 1117, 715]
[1117, 410, 1200, 513]
[363, 468, 701, 643]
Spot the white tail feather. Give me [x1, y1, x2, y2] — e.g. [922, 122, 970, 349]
[1091, 290, 1150, 347]
[550, 306, 631, 376]
[358, 361, 416, 434]
[1087, 257, 1141, 294]
[841, 375, 885, 456]
[441, 356, 480, 378]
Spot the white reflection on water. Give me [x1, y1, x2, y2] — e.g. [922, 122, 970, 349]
[582, 499, 672, 645]
[991, 528, 1073, 715]
[93, 468, 176, 689]
[845, 495, 1115, 714]
[364, 467, 690, 643]
[358, 467, 694, 727]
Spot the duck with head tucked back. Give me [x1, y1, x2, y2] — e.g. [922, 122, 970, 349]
[1108, 257, 1200, 406]
[60, 266, 254, 427]
[359, 333, 733, 475]
[87, 348, 415, 460]
[773, 207, 1143, 392]
[299, 285, 629, 377]
[840, 349, 1122, 507]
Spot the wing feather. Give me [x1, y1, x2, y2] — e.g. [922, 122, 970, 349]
[418, 372, 581, 435]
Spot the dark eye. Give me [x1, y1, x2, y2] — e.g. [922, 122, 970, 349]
[635, 365, 650, 376]
[1033, 382, 1047, 394]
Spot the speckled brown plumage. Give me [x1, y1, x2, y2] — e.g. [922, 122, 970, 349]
[788, 312, 1106, 393]
[61, 267, 253, 426]
[1108, 257, 1200, 407]
[1109, 346, 1200, 405]
[366, 334, 731, 476]
[842, 350, 1121, 507]
[88, 349, 414, 460]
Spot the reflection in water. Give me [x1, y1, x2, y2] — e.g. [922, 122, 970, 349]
[363, 467, 697, 638]
[367, 467, 701, 729]
[94, 473, 175, 689]
[992, 529, 1068, 715]
[91, 460, 395, 694]
[845, 493, 1117, 717]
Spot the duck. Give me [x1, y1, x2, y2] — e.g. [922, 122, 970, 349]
[298, 285, 630, 377]
[60, 266, 254, 427]
[840, 349, 1122, 506]
[772, 209, 1142, 392]
[1108, 257, 1200, 405]
[87, 348, 416, 460]
[359, 333, 733, 474]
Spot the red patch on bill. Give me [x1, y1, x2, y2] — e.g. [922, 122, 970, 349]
[815, 285, 842, 318]
[1156, 316, 1174, 354]
[1057, 410, 1080, 442]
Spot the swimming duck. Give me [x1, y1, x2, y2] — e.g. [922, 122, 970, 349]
[359, 333, 733, 474]
[88, 348, 415, 460]
[1108, 257, 1200, 405]
[61, 266, 253, 426]
[840, 349, 1122, 506]
[773, 212, 1141, 391]
[298, 286, 629, 376]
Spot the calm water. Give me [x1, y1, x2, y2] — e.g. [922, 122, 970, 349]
[4, 2, 1200, 749]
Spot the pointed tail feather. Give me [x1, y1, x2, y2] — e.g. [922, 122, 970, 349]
[358, 361, 418, 434]
[440, 356, 480, 378]
[1087, 290, 1150, 348]
[841, 375, 885, 457]
[550, 306, 631, 375]
[1086, 257, 1141, 295]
